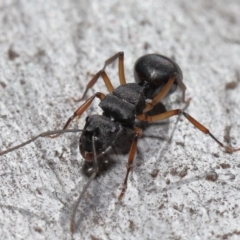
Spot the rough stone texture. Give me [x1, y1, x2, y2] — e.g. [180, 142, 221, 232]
[0, 1, 240, 239]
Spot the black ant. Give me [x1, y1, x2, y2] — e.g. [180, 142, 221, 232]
[1, 52, 239, 233]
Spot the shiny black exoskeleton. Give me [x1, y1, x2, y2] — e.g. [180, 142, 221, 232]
[79, 54, 183, 161]
[134, 54, 183, 98]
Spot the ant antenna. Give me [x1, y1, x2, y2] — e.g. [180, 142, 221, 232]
[0, 129, 83, 156]
[70, 133, 99, 234]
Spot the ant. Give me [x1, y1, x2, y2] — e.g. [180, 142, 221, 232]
[1, 52, 240, 233]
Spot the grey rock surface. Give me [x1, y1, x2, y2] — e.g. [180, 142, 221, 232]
[0, 0, 240, 239]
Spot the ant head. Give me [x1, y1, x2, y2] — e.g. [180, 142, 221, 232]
[79, 115, 121, 162]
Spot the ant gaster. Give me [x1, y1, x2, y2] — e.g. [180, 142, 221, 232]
[1, 52, 239, 233]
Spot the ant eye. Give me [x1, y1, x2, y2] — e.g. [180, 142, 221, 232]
[110, 126, 117, 133]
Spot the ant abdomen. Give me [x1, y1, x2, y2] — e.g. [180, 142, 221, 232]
[134, 54, 182, 99]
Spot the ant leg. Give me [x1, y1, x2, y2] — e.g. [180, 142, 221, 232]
[137, 110, 240, 153]
[102, 51, 126, 85]
[143, 73, 191, 113]
[74, 70, 113, 102]
[50, 92, 105, 138]
[118, 127, 142, 200]
[168, 102, 190, 143]
[75, 52, 126, 101]
[142, 73, 175, 113]
[175, 75, 191, 104]
[117, 51, 127, 85]
[142, 73, 191, 144]
[0, 93, 106, 153]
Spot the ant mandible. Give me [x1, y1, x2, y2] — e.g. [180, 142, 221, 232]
[0, 52, 239, 233]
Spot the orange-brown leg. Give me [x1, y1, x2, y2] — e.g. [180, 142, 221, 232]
[143, 73, 191, 113]
[118, 127, 142, 200]
[49, 92, 105, 138]
[137, 110, 240, 153]
[76, 52, 126, 101]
